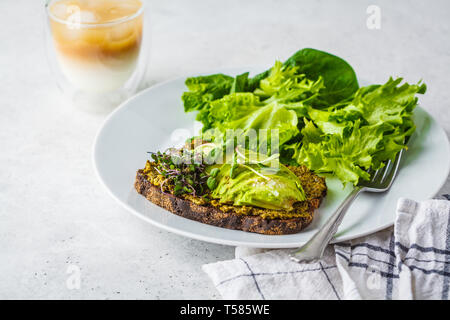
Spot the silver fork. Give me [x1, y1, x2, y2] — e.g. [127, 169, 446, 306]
[289, 149, 404, 263]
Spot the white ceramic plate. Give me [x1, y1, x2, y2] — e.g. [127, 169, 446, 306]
[93, 68, 450, 248]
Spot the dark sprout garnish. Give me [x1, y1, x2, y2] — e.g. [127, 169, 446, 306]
[148, 150, 212, 198]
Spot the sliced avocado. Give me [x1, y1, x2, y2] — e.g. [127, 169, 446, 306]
[209, 163, 306, 211]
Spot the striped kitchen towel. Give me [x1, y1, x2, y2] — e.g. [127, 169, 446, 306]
[202, 195, 450, 300]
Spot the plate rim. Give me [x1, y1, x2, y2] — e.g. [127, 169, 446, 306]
[92, 70, 450, 248]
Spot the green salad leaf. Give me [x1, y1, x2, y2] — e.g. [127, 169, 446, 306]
[292, 78, 426, 184]
[182, 74, 233, 113]
[207, 93, 300, 147]
[295, 121, 382, 184]
[254, 61, 325, 104]
[283, 48, 359, 106]
[248, 48, 359, 106]
[181, 48, 426, 186]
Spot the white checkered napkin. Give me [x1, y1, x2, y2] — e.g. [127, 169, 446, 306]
[202, 247, 342, 300]
[202, 197, 450, 300]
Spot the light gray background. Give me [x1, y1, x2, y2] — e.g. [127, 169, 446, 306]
[0, 0, 449, 299]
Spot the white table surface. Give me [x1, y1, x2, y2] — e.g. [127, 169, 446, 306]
[1, 0, 449, 299]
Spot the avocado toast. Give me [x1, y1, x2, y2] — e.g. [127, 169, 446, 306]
[134, 147, 327, 235]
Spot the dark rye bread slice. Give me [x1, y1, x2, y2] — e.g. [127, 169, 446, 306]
[134, 169, 327, 235]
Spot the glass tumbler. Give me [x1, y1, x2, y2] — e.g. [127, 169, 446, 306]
[44, 0, 150, 112]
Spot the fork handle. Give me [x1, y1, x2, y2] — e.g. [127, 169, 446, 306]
[290, 186, 363, 262]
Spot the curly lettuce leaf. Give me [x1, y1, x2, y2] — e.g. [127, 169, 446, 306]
[190, 61, 324, 137]
[296, 121, 382, 184]
[292, 78, 426, 185]
[182, 74, 234, 113]
[254, 61, 325, 104]
[207, 93, 299, 147]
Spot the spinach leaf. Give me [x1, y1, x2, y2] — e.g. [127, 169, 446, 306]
[248, 48, 359, 106]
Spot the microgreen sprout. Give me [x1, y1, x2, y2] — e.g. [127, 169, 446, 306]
[148, 150, 211, 197]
